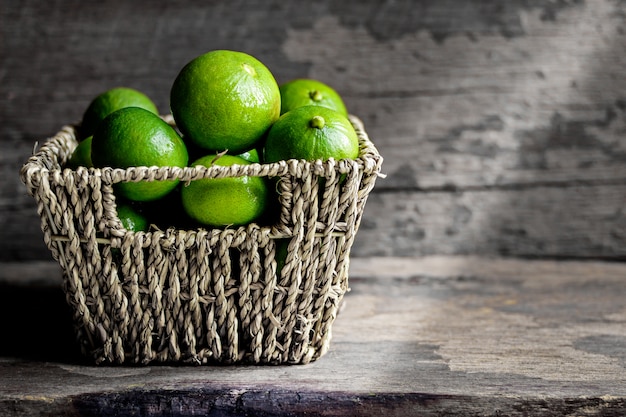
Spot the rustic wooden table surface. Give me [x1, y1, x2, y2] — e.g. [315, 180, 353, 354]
[1, 256, 624, 416]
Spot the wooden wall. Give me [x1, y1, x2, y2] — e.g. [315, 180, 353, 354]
[2, 0, 625, 261]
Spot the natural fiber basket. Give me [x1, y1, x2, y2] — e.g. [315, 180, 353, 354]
[20, 115, 383, 365]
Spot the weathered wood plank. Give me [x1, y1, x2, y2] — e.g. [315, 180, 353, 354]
[1, 256, 625, 416]
[2, 390, 625, 417]
[354, 183, 626, 258]
[288, 5, 626, 190]
[3, 0, 626, 260]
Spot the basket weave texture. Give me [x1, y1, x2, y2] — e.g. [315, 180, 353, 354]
[20, 115, 383, 365]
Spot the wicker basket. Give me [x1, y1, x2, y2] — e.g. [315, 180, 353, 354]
[19, 115, 383, 365]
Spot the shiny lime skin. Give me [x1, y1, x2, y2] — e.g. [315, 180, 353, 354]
[263, 106, 359, 163]
[81, 87, 159, 138]
[181, 154, 269, 227]
[91, 107, 189, 202]
[279, 78, 348, 116]
[170, 50, 281, 154]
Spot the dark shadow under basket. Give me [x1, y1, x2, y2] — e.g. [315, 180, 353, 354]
[19, 115, 383, 365]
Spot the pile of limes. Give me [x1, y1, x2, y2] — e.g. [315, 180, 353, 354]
[69, 50, 360, 231]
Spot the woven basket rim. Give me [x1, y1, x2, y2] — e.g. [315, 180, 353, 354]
[19, 113, 384, 244]
[20, 114, 383, 186]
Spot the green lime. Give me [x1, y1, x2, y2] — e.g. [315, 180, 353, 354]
[170, 50, 281, 154]
[91, 107, 189, 202]
[81, 87, 159, 138]
[67, 135, 93, 169]
[238, 148, 260, 163]
[263, 106, 359, 163]
[116, 202, 149, 232]
[181, 154, 269, 227]
[279, 78, 348, 116]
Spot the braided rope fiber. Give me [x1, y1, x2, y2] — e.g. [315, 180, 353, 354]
[20, 116, 383, 365]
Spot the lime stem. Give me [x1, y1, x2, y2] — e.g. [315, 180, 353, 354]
[309, 90, 323, 102]
[309, 115, 325, 129]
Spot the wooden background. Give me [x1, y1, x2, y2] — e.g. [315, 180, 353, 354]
[2, 0, 625, 262]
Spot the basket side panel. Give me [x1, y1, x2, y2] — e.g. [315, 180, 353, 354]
[20, 120, 383, 366]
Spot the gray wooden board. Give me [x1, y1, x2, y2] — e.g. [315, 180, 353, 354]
[3, 1, 626, 261]
[354, 184, 626, 258]
[1, 256, 625, 416]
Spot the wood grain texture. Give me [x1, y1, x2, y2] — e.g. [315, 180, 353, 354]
[1, 256, 625, 416]
[2, 0, 626, 260]
[355, 184, 626, 257]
